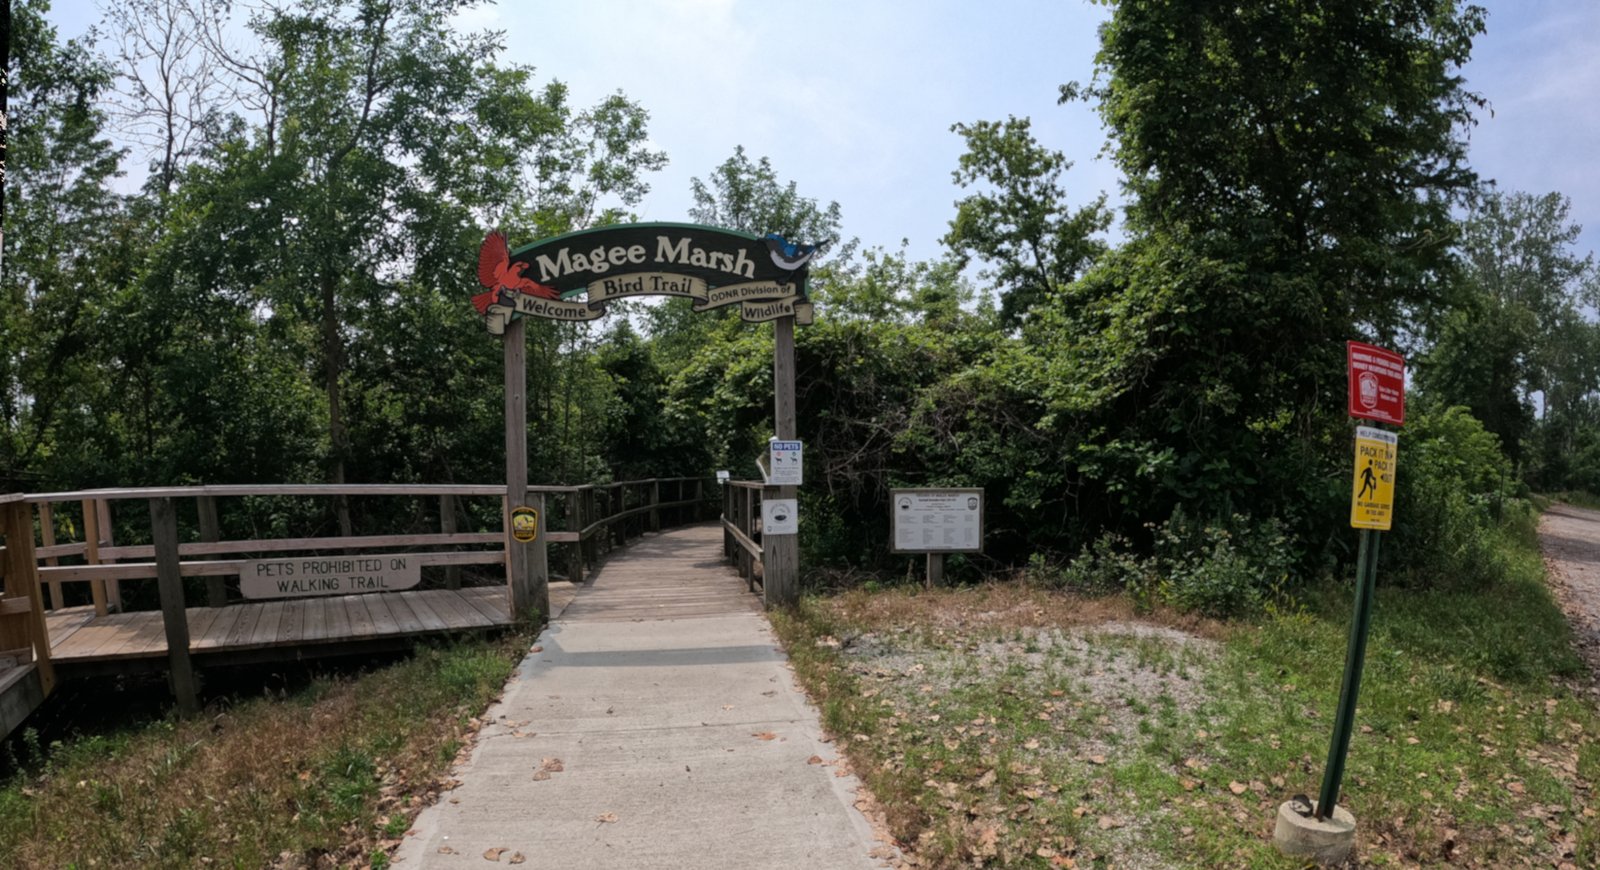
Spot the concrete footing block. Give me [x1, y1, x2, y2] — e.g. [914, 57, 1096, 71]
[1272, 800, 1355, 865]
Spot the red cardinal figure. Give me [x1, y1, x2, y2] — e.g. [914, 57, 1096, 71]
[474, 231, 560, 313]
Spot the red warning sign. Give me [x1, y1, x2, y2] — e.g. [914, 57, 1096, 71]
[1347, 341, 1405, 426]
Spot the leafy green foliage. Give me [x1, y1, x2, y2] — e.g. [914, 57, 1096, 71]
[1418, 190, 1599, 467]
[944, 116, 1110, 328]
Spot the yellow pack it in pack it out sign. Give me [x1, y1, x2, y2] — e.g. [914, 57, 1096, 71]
[1350, 426, 1398, 530]
[510, 506, 539, 543]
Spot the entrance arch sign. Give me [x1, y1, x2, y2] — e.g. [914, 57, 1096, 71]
[475, 222, 823, 609]
[474, 223, 818, 333]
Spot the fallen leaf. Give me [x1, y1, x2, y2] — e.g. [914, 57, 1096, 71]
[437, 846, 456, 854]
[1507, 781, 1526, 795]
[1229, 781, 1248, 795]
[807, 755, 826, 765]
[1098, 816, 1122, 830]
[539, 758, 564, 773]
[508, 854, 526, 865]
[596, 812, 618, 824]
[753, 732, 778, 741]
[531, 771, 550, 781]
[1088, 755, 1107, 765]
[529, 645, 543, 653]
[483, 846, 507, 861]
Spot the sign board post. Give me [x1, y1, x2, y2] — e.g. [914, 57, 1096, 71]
[1311, 345, 1404, 825]
[503, 317, 549, 621]
[890, 489, 984, 588]
[763, 317, 800, 606]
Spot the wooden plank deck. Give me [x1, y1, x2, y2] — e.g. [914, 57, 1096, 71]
[44, 585, 569, 665]
[560, 523, 759, 622]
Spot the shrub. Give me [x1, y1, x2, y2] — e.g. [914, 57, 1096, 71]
[1388, 407, 1524, 589]
[1152, 509, 1295, 618]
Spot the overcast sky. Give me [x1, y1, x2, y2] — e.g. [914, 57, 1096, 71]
[49, 0, 1600, 264]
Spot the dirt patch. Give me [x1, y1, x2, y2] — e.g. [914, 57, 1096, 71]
[1538, 503, 1600, 700]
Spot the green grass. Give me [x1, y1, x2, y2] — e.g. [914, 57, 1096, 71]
[773, 520, 1600, 868]
[0, 625, 535, 869]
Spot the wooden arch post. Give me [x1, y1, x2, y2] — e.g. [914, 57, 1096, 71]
[504, 317, 550, 620]
[763, 315, 799, 606]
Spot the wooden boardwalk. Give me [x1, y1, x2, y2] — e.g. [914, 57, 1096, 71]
[560, 523, 759, 622]
[42, 585, 580, 673]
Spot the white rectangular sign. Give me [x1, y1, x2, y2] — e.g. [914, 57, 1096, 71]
[240, 555, 422, 600]
[762, 498, 799, 536]
[768, 439, 804, 486]
[891, 488, 984, 553]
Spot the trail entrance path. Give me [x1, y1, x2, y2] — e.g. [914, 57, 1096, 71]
[1539, 503, 1600, 696]
[395, 523, 886, 869]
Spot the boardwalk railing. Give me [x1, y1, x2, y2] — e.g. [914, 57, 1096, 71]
[1, 493, 57, 735]
[720, 480, 765, 594]
[0, 477, 714, 725]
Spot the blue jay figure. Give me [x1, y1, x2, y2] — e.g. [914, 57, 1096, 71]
[764, 233, 829, 271]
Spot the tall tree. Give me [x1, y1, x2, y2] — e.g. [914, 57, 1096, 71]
[1421, 190, 1600, 466]
[0, 0, 127, 487]
[1037, 0, 1487, 536]
[943, 116, 1110, 328]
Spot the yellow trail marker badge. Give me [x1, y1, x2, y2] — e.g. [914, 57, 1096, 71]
[1350, 426, 1398, 530]
[510, 506, 539, 543]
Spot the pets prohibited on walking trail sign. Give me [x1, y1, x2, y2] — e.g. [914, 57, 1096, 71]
[1350, 427, 1397, 530]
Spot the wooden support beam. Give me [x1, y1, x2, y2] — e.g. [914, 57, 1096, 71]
[197, 495, 226, 608]
[763, 315, 800, 607]
[1, 501, 54, 694]
[81, 499, 108, 617]
[649, 480, 661, 533]
[38, 502, 63, 611]
[567, 491, 585, 585]
[503, 318, 549, 620]
[150, 498, 199, 716]
[97, 499, 122, 612]
[440, 494, 461, 590]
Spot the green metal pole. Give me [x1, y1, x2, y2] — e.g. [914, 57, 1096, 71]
[1316, 529, 1381, 818]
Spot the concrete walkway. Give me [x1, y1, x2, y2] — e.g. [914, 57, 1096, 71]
[395, 524, 887, 869]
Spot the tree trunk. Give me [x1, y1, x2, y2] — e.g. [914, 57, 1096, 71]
[322, 267, 352, 538]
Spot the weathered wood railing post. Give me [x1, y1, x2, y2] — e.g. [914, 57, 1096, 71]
[197, 495, 227, 607]
[581, 487, 599, 568]
[97, 500, 123, 612]
[649, 479, 661, 533]
[439, 493, 461, 590]
[611, 486, 627, 550]
[1, 498, 55, 695]
[149, 497, 200, 717]
[37, 502, 63, 611]
[80, 498, 109, 616]
[567, 490, 586, 585]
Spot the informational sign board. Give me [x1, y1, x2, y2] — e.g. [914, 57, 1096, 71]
[763, 498, 799, 536]
[1347, 341, 1406, 426]
[716, 470, 731, 484]
[891, 488, 984, 553]
[240, 555, 422, 600]
[1350, 427, 1398, 530]
[768, 439, 803, 486]
[510, 506, 539, 543]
